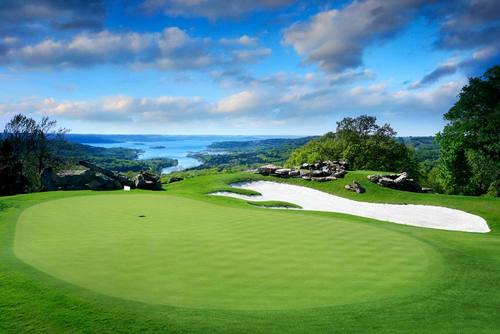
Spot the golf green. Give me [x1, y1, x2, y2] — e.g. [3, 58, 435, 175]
[14, 194, 438, 310]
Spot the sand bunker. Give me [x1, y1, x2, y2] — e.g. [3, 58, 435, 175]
[212, 181, 489, 233]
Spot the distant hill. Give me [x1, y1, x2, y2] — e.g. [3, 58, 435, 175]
[190, 136, 317, 169]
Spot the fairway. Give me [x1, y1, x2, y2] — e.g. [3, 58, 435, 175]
[15, 194, 437, 310]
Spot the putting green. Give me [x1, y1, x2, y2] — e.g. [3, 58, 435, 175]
[14, 194, 438, 310]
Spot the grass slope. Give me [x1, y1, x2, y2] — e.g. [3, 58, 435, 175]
[15, 194, 434, 310]
[1, 170, 499, 333]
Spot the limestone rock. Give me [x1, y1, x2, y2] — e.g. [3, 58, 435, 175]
[275, 168, 291, 177]
[345, 180, 365, 193]
[257, 165, 281, 175]
[134, 171, 162, 190]
[367, 172, 422, 193]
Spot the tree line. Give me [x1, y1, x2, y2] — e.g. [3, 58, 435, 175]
[287, 65, 499, 196]
[1, 66, 498, 197]
[0, 115, 67, 195]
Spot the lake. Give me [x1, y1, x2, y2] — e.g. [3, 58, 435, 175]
[77, 135, 287, 173]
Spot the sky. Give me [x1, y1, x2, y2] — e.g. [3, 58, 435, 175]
[0, 0, 498, 136]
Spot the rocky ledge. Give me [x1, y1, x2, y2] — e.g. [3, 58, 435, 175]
[345, 180, 365, 193]
[257, 160, 348, 182]
[367, 172, 427, 193]
[41, 161, 162, 191]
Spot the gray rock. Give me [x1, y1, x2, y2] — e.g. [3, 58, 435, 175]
[257, 165, 281, 176]
[134, 171, 162, 190]
[394, 172, 408, 183]
[367, 174, 381, 182]
[300, 169, 310, 176]
[367, 172, 422, 192]
[311, 169, 328, 177]
[55, 169, 96, 188]
[378, 177, 396, 188]
[334, 170, 347, 178]
[275, 168, 291, 177]
[345, 180, 365, 193]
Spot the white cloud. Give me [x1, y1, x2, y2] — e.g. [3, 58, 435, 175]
[0, 28, 270, 70]
[141, 0, 294, 20]
[219, 35, 258, 47]
[214, 91, 264, 113]
[283, 1, 432, 72]
[0, 75, 464, 134]
[232, 48, 272, 63]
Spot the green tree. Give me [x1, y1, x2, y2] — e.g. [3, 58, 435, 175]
[287, 115, 418, 176]
[436, 66, 500, 195]
[1, 114, 67, 194]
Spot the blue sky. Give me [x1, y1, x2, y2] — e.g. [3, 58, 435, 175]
[0, 0, 498, 135]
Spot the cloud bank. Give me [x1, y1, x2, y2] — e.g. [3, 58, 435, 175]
[0, 28, 270, 70]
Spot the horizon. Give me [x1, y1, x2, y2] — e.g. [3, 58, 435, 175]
[65, 133, 435, 137]
[0, 0, 498, 135]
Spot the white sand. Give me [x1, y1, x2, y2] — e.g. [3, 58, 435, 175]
[212, 181, 490, 233]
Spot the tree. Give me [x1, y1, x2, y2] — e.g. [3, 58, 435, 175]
[0, 139, 28, 195]
[1, 114, 67, 194]
[287, 115, 418, 176]
[436, 66, 500, 195]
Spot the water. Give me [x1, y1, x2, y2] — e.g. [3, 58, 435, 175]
[81, 135, 285, 174]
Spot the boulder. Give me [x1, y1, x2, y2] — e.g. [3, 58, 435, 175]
[378, 177, 396, 188]
[79, 160, 133, 188]
[367, 172, 422, 193]
[367, 174, 381, 182]
[257, 165, 281, 176]
[345, 180, 365, 193]
[289, 170, 300, 177]
[55, 169, 96, 188]
[301, 163, 311, 169]
[134, 171, 162, 190]
[275, 168, 291, 177]
[334, 170, 347, 178]
[302, 176, 312, 181]
[322, 166, 332, 174]
[300, 169, 311, 176]
[311, 169, 328, 177]
[394, 172, 408, 184]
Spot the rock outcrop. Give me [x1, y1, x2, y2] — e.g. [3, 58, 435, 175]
[345, 180, 365, 193]
[256, 160, 348, 182]
[41, 167, 99, 191]
[41, 161, 163, 191]
[367, 172, 422, 192]
[134, 171, 162, 190]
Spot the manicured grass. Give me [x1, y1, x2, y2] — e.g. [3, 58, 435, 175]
[1, 170, 499, 333]
[15, 194, 434, 310]
[246, 200, 302, 209]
